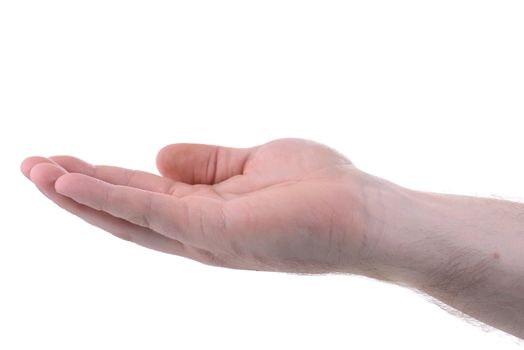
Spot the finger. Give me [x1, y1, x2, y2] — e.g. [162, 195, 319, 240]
[155, 143, 257, 185]
[21, 156, 50, 179]
[54, 173, 227, 248]
[48, 155, 193, 195]
[25, 160, 193, 257]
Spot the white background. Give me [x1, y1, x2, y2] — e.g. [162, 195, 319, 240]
[1, 1, 524, 348]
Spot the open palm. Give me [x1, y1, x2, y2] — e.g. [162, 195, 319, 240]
[22, 138, 372, 273]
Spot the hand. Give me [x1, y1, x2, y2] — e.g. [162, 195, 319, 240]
[21, 138, 393, 274]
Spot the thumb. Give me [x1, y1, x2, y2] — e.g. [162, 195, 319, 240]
[155, 143, 257, 185]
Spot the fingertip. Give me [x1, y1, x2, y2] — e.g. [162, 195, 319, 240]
[54, 172, 93, 198]
[155, 143, 207, 181]
[29, 162, 67, 191]
[54, 172, 76, 195]
[155, 144, 174, 176]
[21, 156, 49, 179]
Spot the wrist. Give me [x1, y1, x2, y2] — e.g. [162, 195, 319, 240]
[343, 171, 431, 281]
[353, 176, 480, 285]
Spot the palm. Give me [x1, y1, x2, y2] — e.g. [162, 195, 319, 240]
[22, 138, 365, 273]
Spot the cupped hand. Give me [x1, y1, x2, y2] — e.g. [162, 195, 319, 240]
[21, 138, 387, 274]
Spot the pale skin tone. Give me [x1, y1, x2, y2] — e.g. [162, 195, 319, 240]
[21, 138, 524, 339]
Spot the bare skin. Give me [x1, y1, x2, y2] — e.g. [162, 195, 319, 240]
[21, 138, 524, 339]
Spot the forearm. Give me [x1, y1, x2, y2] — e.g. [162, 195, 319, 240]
[367, 181, 524, 338]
